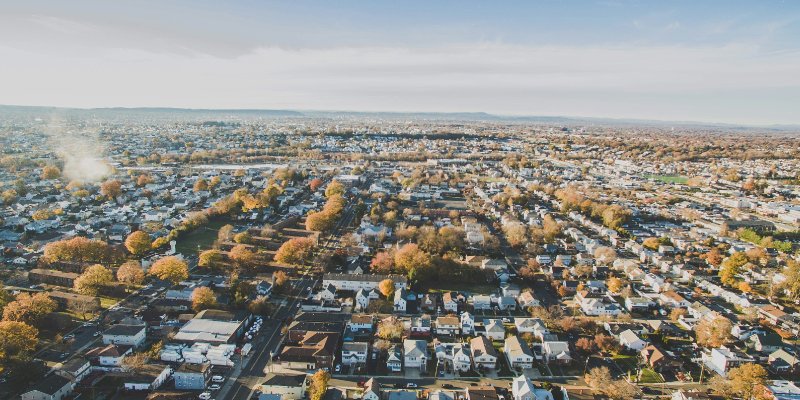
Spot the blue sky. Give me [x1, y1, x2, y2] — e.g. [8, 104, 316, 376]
[1, 0, 799, 125]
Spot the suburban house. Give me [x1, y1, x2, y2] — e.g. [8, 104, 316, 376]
[173, 362, 212, 390]
[394, 289, 408, 313]
[511, 375, 554, 400]
[435, 316, 460, 336]
[619, 329, 648, 351]
[260, 372, 308, 400]
[387, 345, 403, 372]
[703, 347, 756, 377]
[471, 336, 498, 370]
[341, 342, 369, 366]
[542, 341, 572, 365]
[102, 324, 147, 348]
[404, 340, 429, 372]
[21, 374, 73, 400]
[461, 312, 475, 335]
[322, 273, 407, 291]
[504, 335, 534, 369]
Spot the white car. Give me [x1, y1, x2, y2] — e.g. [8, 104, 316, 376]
[209, 384, 221, 391]
[198, 392, 212, 400]
[211, 375, 224, 383]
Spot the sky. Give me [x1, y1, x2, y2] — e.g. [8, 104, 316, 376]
[1, 0, 799, 125]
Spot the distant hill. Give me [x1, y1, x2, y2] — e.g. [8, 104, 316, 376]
[0, 104, 798, 131]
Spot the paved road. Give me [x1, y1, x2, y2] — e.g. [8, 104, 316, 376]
[222, 277, 317, 400]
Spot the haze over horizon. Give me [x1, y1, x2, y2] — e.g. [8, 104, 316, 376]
[1, 0, 799, 125]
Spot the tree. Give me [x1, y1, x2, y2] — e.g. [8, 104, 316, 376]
[275, 237, 315, 266]
[585, 366, 613, 394]
[74, 264, 114, 296]
[69, 297, 100, 321]
[117, 261, 145, 285]
[309, 178, 323, 191]
[393, 243, 431, 273]
[229, 244, 257, 268]
[308, 369, 331, 400]
[606, 277, 624, 293]
[370, 251, 394, 273]
[377, 317, 404, 341]
[0, 289, 13, 311]
[100, 179, 122, 199]
[720, 252, 748, 286]
[0, 321, 38, 363]
[125, 231, 152, 256]
[503, 221, 527, 248]
[782, 259, 800, 300]
[695, 314, 732, 347]
[234, 232, 253, 244]
[305, 210, 336, 232]
[575, 337, 596, 355]
[193, 178, 208, 192]
[606, 380, 637, 400]
[713, 363, 768, 400]
[41, 165, 61, 180]
[642, 237, 660, 251]
[148, 256, 189, 284]
[192, 287, 218, 312]
[378, 279, 395, 298]
[121, 352, 149, 373]
[43, 236, 113, 264]
[325, 180, 345, 198]
[198, 249, 223, 269]
[136, 174, 152, 186]
[594, 334, 617, 353]
[2, 292, 56, 326]
[594, 246, 617, 265]
[703, 247, 724, 267]
[217, 224, 234, 243]
[272, 271, 289, 292]
[669, 308, 687, 322]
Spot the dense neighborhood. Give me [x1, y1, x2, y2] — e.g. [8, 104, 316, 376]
[0, 109, 799, 400]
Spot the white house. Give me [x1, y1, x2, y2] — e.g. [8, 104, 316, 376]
[435, 316, 460, 336]
[504, 335, 534, 369]
[341, 342, 369, 366]
[404, 340, 428, 372]
[471, 336, 498, 370]
[542, 341, 572, 365]
[619, 329, 648, 351]
[21, 374, 73, 400]
[394, 289, 408, 313]
[461, 312, 475, 335]
[703, 347, 755, 377]
[482, 319, 505, 341]
[514, 318, 548, 339]
[102, 324, 146, 348]
[260, 372, 308, 400]
[512, 375, 554, 400]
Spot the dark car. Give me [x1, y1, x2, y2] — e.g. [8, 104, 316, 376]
[442, 384, 454, 389]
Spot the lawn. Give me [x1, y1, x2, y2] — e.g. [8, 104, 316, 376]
[99, 296, 118, 309]
[642, 174, 689, 184]
[612, 354, 639, 373]
[174, 218, 232, 255]
[639, 368, 664, 383]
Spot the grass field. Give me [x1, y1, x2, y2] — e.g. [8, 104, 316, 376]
[639, 368, 665, 383]
[643, 174, 689, 184]
[174, 218, 231, 255]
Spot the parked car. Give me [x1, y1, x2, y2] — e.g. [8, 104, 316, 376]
[209, 384, 221, 391]
[199, 392, 212, 400]
[212, 375, 224, 383]
[406, 383, 418, 388]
